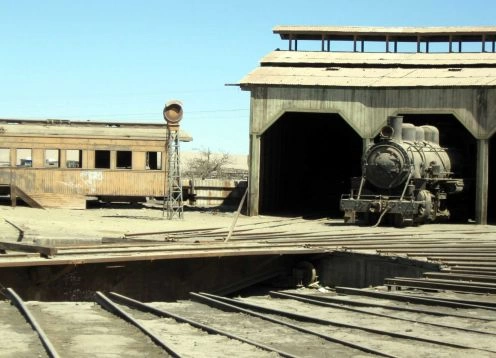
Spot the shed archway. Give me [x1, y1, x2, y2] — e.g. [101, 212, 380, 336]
[399, 113, 477, 222]
[259, 112, 362, 217]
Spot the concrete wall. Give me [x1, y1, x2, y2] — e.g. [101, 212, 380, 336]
[247, 86, 496, 223]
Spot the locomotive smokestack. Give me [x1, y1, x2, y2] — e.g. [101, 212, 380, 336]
[387, 116, 403, 141]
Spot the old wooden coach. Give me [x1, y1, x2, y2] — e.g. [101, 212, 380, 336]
[0, 119, 191, 209]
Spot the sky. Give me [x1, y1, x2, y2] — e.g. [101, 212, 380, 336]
[1, 0, 495, 155]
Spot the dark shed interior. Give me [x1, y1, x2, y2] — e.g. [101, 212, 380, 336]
[399, 114, 477, 222]
[259, 112, 362, 217]
[489, 135, 496, 223]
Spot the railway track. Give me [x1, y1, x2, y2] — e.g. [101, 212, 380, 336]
[3, 219, 496, 297]
[2, 214, 496, 355]
[2, 286, 496, 357]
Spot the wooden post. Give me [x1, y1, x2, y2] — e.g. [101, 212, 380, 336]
[224, 185, 248, 242]
[476, 139, 489, 224]
[248, 133, 260, 216]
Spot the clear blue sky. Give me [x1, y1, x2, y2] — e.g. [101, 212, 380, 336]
[1, 0, 495, 154]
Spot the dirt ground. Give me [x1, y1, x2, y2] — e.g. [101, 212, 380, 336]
[0, 205, 277, 243]
[1, 204, 494, 245]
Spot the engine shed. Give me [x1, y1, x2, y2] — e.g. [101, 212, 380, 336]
[239, 25, 496, 224]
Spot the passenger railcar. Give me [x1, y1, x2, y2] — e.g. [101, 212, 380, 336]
[0, 119, 191, 208]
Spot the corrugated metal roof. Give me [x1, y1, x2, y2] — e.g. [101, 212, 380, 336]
[274, 25, 496, 38]
[261, 51, 496, 67]
[239, 66, 496, 87]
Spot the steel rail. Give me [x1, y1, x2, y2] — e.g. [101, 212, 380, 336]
[106, 291, 300, 358]
[3, 288, 60, 358]
[270, 291, 495, 321]
[95, 291, 181, 358]
[53, 242, 496, 258]
[336, 286, 496, 310]
[56, 242, 327, 255]
[417, 253, 496, 257]
[189, 292, 399, 358]
[193, 293, 496, 353]
[391, 276, 496, 287]
[448, 266, 496, 273]
[424, 272, 496, 283]
[395, 293, 496, 309]
[385, 277, 496, 294]
[269, 291, 496, 336]
[428, 257, 496, 262]
[445, 269, 496, 276]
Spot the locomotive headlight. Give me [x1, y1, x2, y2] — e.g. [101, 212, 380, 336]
[380, 125, 394, 139]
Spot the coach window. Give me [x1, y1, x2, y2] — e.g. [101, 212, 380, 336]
[16, 149, 32, 167]
[146, 151, 162, 170]
[45, 149, 60, 167]
[0, 148, 10, 167]
[95, 150, 111, 169]
[66, 149, 82, 168]
[116, 151, 132, 169]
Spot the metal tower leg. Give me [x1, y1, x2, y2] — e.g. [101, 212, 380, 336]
[165, 130, 183, 219]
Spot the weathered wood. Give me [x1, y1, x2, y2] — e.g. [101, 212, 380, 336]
[0, 241, 57, 257]
[476, 139, 489, 224]
[12, 185, 43, 209]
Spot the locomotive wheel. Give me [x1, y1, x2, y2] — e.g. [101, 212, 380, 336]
[293, 261, 317, 287]
[416, 190, 433, 223]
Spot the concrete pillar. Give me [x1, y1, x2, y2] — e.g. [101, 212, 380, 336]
[476, 139, 489, 224]
[248, 133, 260, 216]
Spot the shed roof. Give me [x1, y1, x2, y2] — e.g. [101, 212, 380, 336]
[274, 25, 496, 41]
[240, 64, 496, 88]
[240, 50, 496, 88]
[261, 51, 496, 67]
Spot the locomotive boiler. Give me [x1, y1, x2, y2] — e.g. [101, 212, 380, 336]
[340, 116, 464, 226]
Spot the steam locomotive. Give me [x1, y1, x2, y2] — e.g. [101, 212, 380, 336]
[340, 116, 464, 226]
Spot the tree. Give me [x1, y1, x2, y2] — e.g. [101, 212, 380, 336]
[184, 148, 231, 179]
